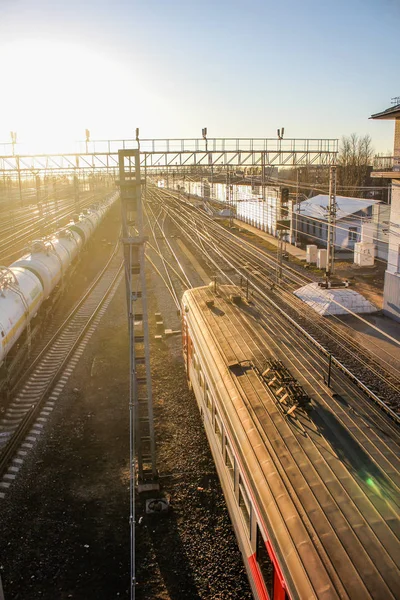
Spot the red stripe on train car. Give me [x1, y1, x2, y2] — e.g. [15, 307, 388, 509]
[266, 540, 286, 591]
[248, 554, 270, 600]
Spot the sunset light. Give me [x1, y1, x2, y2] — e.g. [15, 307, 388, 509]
[1, 39, 150, 154]
[0, 2, 399, 600]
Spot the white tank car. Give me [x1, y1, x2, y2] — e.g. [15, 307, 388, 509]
[84, 209, 101, 230]
[12, 240, 64, 299]
[69, 215, 95, 244]
[52, 229, 82, 263]
[0, 266, 43, 365]
[0, 195, 117, 365]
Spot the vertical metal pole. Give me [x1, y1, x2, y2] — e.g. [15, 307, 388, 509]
[276, 188, 282, 282]
[53, 177, 58, 229]
[16, 156, 23, 207]
[36, 174, 44, 237]
[74, 174, 80, 213]
[295, 169, 299, 246]
[326, 165, 337, 277]
[119, 148, 159, 600]
[262, 152, 266, 232]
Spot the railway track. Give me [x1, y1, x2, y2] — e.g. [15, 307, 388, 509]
[147, 186, 400, 417]
[0, 245, 123, 496]
[0, 188, 111, 265]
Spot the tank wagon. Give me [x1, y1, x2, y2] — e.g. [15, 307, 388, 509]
[182, 284, 400, 600]
[0, 193, 118, 366]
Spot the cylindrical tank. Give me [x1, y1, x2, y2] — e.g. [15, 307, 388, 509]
[49, 228, 82, 269]
[0, 267, 43, 364]
[70, 216, 95, 244]
[68, 228, 83, 253]
[56, 229, 81, 262]
[47, 238, 71, 273]
[12, 241, 63, 298]
[84, 209, 101, 230]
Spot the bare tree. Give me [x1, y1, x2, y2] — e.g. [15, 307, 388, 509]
[337, 133, 374, 195]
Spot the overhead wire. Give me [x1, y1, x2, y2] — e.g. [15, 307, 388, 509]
[157, 186, 400, 379]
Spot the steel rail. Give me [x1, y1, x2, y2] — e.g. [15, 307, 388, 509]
[0, 241, 123, 478]
[155, 190, 400, 423]
[157, 189, 400, 386]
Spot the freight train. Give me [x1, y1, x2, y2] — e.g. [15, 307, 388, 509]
[182, 284, 400, 600]
[0, 193, 118, 367]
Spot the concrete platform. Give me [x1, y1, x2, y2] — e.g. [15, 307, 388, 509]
[294, 282, 378, 316]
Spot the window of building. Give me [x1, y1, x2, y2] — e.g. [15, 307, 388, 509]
[206, 390, 212, 412]
[238, 478, 251, 531]
[224, 438, 235, 483]
[256, 526, 274, 598]
[349, 227, 358, 242]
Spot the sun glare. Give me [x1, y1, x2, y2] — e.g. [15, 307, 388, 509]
[1, 39, 149, 154]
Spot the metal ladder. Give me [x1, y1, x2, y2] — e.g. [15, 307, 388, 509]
[118, 149, 158, 491]
[119, 150, 159, 599]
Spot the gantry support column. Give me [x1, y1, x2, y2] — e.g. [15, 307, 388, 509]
[118, 149, 158, 490]
[119, 149, 159, 600]
[326, 166, 337, 277]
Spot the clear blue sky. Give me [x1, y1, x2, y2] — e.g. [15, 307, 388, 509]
[0, 0, 398, 153]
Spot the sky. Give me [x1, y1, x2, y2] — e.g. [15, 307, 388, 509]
[0, 0, 399, 154]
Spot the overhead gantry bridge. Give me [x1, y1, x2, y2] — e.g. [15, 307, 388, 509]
[0, 137, 338, 176]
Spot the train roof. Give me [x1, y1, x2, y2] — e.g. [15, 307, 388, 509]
[183, 285, 400, 600]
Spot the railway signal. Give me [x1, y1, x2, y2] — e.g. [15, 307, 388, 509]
[85, 129, 90, 154]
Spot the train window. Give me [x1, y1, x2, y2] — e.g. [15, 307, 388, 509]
[256, 526, 274, 598]
[199, 371, 205, 389]
[239, 478, 251, 531]
[214, 412, 223, 447]
[206, 391, 212, 412]
[224, 439, 235, 483]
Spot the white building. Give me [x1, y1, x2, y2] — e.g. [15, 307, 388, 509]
[293, 194, 381, 253]
[371, 101, 400, 322]
[360, 203, 390, 260]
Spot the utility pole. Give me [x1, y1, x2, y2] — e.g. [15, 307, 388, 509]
[53, 177, 58, 229]
[35, 174, 44, 237]
[119, 149, 159, 600]
[226, 167, 234, 227]
[74, 174, 80, 214]
[295, 169, 299, 246]
[276, 187, 290, 282]
[262, 152, 266, 232]
[326, 165, 337, 278]
[11, 132, 23, 207]
[85, 129, 90, 154]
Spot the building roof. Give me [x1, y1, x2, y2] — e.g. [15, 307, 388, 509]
[293, 194, 379, 221]
[370, 103, 400, 120]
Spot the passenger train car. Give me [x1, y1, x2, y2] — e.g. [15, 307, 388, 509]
[182, 284, 400, 600]
[0, 193, 118, 366]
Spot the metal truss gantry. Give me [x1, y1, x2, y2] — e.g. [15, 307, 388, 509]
[0, 137, 338, 175]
